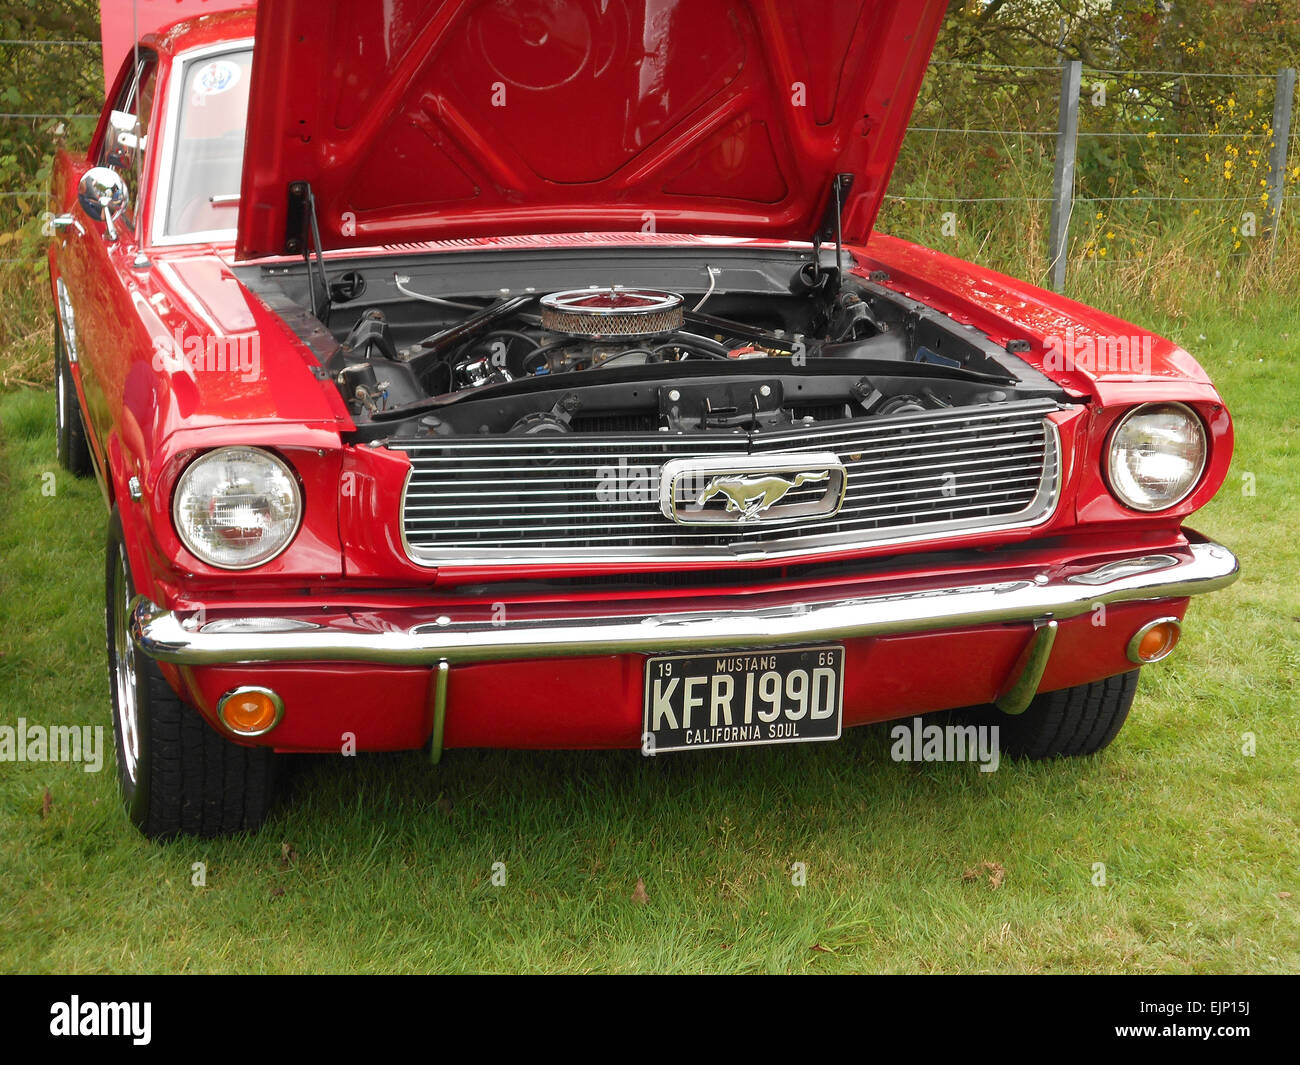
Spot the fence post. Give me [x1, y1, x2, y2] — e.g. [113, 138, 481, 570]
[1265, 66, 1296, 239]
[1048, 59, 1082, 293]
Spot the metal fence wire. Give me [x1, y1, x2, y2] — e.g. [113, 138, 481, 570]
[884, 60, 1297, 290]
[0, 43, 1294, 291]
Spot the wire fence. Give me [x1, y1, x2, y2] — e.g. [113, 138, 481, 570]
[882, 58, 1296, 289]
[0, 43, 1295, 291]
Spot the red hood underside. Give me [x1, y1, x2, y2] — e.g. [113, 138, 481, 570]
[236, 0, 946, 259]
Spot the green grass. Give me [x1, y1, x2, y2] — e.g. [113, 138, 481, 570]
[0, 298, 1297, 974]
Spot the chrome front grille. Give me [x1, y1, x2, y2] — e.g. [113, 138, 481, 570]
[394, 399, 1062, 564]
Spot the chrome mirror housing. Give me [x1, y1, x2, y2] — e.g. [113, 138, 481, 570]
[77, 166, 130, 241]
[108, 109, 145, 152]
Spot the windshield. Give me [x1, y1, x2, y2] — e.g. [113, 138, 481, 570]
[162, 46, 253, 240]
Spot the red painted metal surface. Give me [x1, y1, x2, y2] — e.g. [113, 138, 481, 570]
[235, 0, 947, 257]
[50, 6, 1234, 757]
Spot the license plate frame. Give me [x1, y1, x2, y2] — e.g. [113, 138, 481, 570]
[642, 644, 845, 754]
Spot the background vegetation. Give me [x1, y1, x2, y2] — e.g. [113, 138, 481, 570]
[0, 0, 98, 387]
[0, 1, 1296, 973]
[888, 0, 1300, 314]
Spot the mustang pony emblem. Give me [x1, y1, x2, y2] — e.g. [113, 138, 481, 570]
[658, 452, 845, 525]
[696, 471, 830, 521]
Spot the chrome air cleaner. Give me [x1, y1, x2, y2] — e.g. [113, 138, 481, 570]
[539, 286, 684, 339]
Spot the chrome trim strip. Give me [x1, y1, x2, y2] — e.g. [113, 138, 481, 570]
[994, 620, 1058, 715]
[1066, 554, 1178, 585]
[131, 540, 1239, 667]
[55, 278, 78, 363]
[148, 38, 253, 248]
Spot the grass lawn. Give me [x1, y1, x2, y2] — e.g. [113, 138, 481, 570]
[0, 295, 1296, 974]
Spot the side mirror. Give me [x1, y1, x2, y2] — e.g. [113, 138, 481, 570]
[77, 166, 130, 241]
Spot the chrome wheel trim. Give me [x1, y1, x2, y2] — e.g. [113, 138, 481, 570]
[55, 358, 66, 456]
[111, 547, 141, 784]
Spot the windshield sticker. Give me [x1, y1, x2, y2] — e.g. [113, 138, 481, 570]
[193, 59, 241, 97]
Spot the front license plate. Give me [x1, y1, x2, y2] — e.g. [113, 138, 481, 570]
[643, 645, 844, 754]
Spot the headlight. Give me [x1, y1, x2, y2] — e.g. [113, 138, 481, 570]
[1106, 402, 1207, 512]
[173, 447, 302, 568]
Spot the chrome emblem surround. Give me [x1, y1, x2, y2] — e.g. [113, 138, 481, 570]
[659, 452, 847, 526]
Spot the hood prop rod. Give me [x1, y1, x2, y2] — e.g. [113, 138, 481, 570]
[812, 173, 854, 295]
[286, 180, 331, 324]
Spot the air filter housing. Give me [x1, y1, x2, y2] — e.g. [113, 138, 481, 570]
[539, 287, 684, 339]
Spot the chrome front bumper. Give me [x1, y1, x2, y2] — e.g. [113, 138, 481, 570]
[131, 540, 1238, 668]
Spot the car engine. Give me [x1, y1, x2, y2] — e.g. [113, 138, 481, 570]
[236, 252, 1067, 443]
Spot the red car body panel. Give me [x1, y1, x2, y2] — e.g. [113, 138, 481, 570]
[51, 4, 1237, 759]
[235, 0, 947, 257]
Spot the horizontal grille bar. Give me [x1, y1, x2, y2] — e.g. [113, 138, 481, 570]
[392, 399, 1063, 564]
[401, 441, 1047, 486]
[406, 487, 1039, 530]
[403, 453, 1048, 502]
[406, 472, 1044, 518]
[398, 500, 1047, 547]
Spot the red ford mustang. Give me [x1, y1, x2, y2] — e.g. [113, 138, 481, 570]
[49, 1, 1239, 838]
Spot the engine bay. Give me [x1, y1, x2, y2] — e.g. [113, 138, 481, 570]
[235, 246, 1067, 441]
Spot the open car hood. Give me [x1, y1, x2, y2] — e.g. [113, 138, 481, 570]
[235, 0, 945, 259]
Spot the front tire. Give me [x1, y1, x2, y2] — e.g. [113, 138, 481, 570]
[54, 319, 91, 477]
[967, 671, 1140, 760]
[107, 510, 277, 838]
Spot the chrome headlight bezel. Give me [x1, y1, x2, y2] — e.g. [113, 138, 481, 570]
[171, 446, 303, 569]
[1105, 402, 1208, 513]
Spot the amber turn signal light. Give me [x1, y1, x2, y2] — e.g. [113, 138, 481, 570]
[1126, 617, 1182, 664]
[217, 686, 284, 736]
